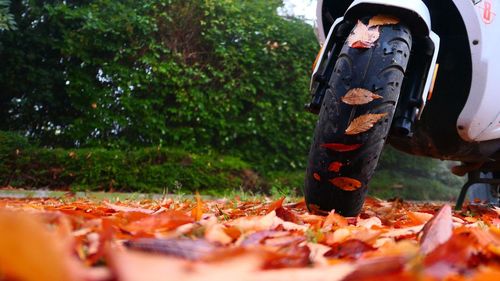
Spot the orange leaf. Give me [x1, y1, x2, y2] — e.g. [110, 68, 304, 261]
[276, 206, 301, 224]
[124, 211, 193, 234]
[368, 15, 400, 27]
[191, 192, 204, 221]
[345, 113, 387, 135]
[266, 197, 285, 213]
[323, 211, 348, 229]
[329, 177, 362, 191]
[347, 21, 380, 49]
[420, 204, 453, 255]
[321, 143, 362, 152]
[424, 233, 476, 279]
[0, 211, 74, 281]
[341, 88, 382, 105]
[328, 162, 343, 172]
[313, 172, 321, 181]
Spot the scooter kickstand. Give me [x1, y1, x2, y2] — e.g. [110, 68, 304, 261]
[455, 171, 500, 210]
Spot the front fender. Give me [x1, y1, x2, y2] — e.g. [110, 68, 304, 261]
[315, 0, 433, 44]
[313, 0, 440, 116]
[346, 0, 432, 34]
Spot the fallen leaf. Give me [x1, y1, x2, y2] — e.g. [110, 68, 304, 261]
[191, 193, 204, 221]
[329, 177, 363, 191]
[2, 194, 500, 280]
[357, 217, 382, 229]
[262, 244, 311, 269]
[381, 225, 425, 239]
[323, 211, 349, 230]
[368, 15, 400, 27]
[343, 256, 407, 281]
[0, 211, 77, 281]
[228, 211, 284, 233]
[347, 21, 380, 49]
[240, 230, 288, 247]
[328, 162, 343, 172]
[205, 224, 233, 245]
[470, 266, 500, 281]
[307, 242, 332, 265]
[345, 113, 387, 135]
[275, 206, 301, 223]
[124, 238, 218, 260]
[313, 172, 321, 181]
[407, 211, 434, 225]
[123, 211, 194, 234]
[324, 239, 375, 260]
[424, 233, 477, 279]
[341, 88, 382, 105]
[321, 143, 363, 152]
[420, 205, 453, 255]
[107, 245, 354, 281]
[104, 201, 155, 214]
[266, 197, 285, 213]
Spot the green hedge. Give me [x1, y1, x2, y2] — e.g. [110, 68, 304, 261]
[0, 131, 262, 193]
[0, 0, 317, 170]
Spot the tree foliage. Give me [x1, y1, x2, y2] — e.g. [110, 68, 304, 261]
[0, 0, 317, 169]
[0, 0, 15, 31]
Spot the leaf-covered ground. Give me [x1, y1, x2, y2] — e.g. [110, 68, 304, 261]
[1, 195, 499, 280]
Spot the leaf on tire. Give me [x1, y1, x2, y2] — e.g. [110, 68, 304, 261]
[347, 21, 380, 49]
[329, 177, 362, 191]
[321, 143, 362, 152]
[368, 15, 400, 27]
[345, 113, 387, 135]
[342, 88, 382, 105]
[328, 162, 343, 172]
[313, 173, 321, 181]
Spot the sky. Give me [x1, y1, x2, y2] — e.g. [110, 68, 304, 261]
[282, 0, 317, 23]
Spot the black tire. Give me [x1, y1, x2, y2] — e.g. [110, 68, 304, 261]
[304, 22, 412, 216]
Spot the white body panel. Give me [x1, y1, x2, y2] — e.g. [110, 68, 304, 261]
[454, 0, 500, 142]
[314, 0, 500, 142]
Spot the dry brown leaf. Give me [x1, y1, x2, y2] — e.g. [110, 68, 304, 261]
[3, 192, 500, 280]
[347, 21, 380, 49]
[368, 15, 400, 27]
[341, 88, 382, 105]
[329, 177, 362, 191]
[420, 205, 453, 255]
[381, 225, 425, 239]
[0, 211, 77, 281]
[324, 239, 375, 260]
[104, 202, 155, 214]
[345, 113, 387, 135]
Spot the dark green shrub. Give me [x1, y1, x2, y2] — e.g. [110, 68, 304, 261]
[0, 0, 317, 170]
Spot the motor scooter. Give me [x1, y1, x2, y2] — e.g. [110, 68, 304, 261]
[304, 0, 500, 216]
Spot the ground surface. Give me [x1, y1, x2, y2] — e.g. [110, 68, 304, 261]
[0, 194, 499, 280]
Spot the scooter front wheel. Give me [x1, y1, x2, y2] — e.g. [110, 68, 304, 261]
[304, 22, 413, 216]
